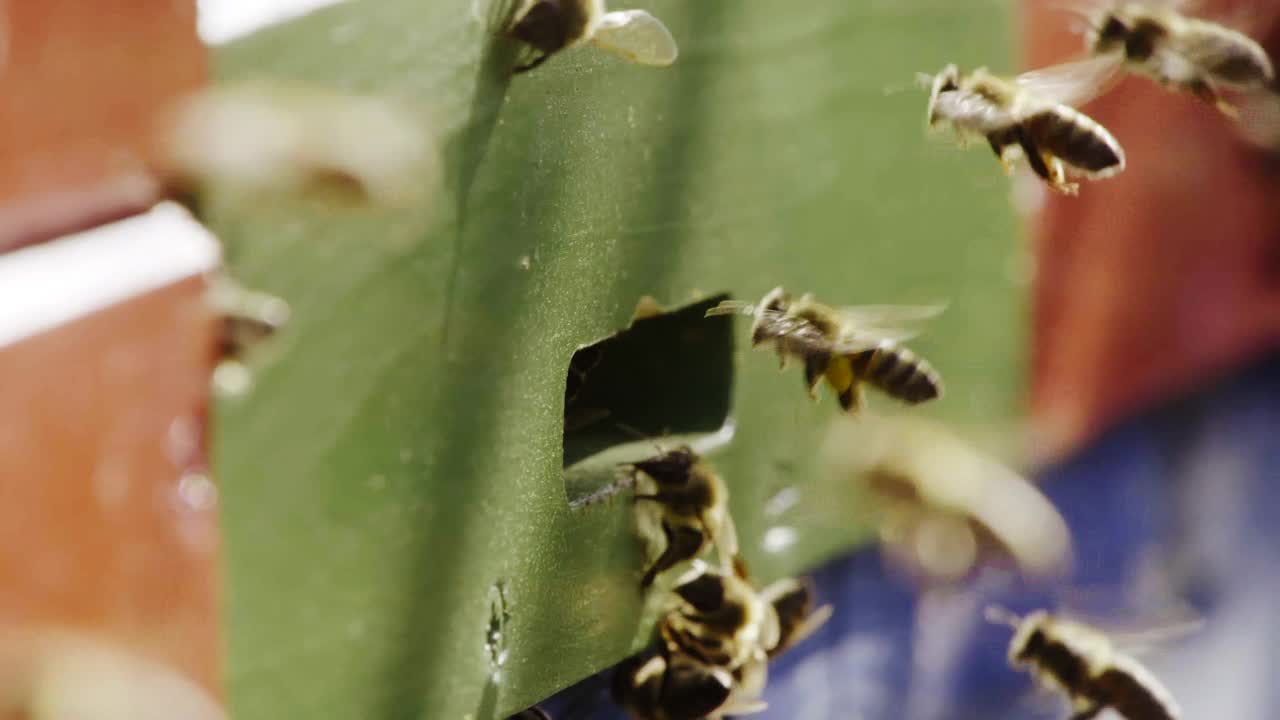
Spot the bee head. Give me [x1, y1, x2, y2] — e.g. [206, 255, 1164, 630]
[1003, 609, 1050, 666]
[1089, 12, 1131, 54]
[751, 287, 792, 345]
[631, 445, 699, 486]
[673, 570, 728, 613]
[661, 656, 735, 718]
[925, 65, 962, 128]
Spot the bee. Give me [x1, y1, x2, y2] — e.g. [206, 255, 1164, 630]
[921, 59, 1126, 195]
[986, 606, 1183, 720]
[656, 565, 779, 672]
[208, 276, 290, 363]
[612, 645, 741, 720]
[162, 84, 436, 209]
[628, 445, 743, 587]
[614, 565, 832, 720]
[821, 415, 1073, 583]
[706, 287, 944, 413]
[507, 0, 678, 74]
[1071, 1, 1275, 117]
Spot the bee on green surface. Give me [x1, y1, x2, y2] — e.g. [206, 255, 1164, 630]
[628, 445, 744, 588]
[507, 0, 678, 74]
[613, 564, 832, 720]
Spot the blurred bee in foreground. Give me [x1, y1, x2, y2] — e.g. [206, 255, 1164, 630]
[628, 445, 744, 587]
[821, 415, 1073, 583]
[986, 606, 1185, 720]
[1069, 0, 1275, 118]
[208, 276, 290, 364]
[707, 287, 944, 413]
[507, 0, 678, 74]
[613, 564, 832, 720]
[921, 60, 1126, 195]
[161, 83, 437, 210]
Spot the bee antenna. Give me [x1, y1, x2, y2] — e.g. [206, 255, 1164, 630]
[914, 72, 936, 89]
[704, 301, 754, 318]
[612, 421, 670, 458]
[984, 605, 1023, 628]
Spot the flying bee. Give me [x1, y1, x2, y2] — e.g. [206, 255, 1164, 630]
[207, 276, 290, 363]
[627, 445, 744, 587]
[162, 83, 437, 210]
[507, 0, 678, 74]
[986, 606, 1186, 720]
[1067, 1, 1275, 117]
[921, 59, 1126, 195]
[706, 287, 944, 413]
[821, 415, 1073, 583]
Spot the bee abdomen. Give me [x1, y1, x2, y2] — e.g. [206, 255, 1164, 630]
[1095, 668, 1179, 720]
[1024, 110, 1124, 175]
[849, 346, 942, 405]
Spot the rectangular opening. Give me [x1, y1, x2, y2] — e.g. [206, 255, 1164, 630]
[562, 294, 735, 505]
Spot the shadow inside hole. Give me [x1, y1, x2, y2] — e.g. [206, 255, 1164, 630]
[562, 294, 735, 500]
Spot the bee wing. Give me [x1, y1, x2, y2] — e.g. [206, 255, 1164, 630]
[1014, 53, 1124, 108]
[829, 327, 924, 353]
[771, 603, 834, 657]
[833, 303, 947, 330]
[713, 511, 741, 571]
[590, 10, 678, 66]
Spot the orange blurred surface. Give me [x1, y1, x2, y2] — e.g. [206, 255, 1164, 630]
[0, 275, 222, 710]
[1021, 0, 1280, 459]
[0, 0, 205, 251]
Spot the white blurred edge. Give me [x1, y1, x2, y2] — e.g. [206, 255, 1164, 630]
[0, 203, 221, 348]
[197, 0, 350, 45]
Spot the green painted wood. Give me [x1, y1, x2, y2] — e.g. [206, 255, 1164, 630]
[210, 1, 1020, 717]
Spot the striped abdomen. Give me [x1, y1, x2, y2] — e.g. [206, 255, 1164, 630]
[1022, 108, 1125, 177]
[847, 345, 942, 405]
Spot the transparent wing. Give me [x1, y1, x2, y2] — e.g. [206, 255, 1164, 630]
[590, 10, 678, 66]
[1015, 53, 1124, 107]
[833, 303, 947, 330]
[772, 604, 833, 656]
[931, 90, 1018, 133]
[704, 300, 755, 318]
[756, 309, 918, 354]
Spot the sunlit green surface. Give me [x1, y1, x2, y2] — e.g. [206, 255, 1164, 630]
[210, 1, 1018, 717]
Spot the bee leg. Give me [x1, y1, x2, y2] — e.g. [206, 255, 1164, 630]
[1044, 155, 1078, 196]
[1188, 78, 1238, 118]
[988, 138, 1017, 175]
[802, 356, 827, 399]
[837, 382, 864, 413]
[641, 522, 706, 588]
[1013, 126, 1055, 184]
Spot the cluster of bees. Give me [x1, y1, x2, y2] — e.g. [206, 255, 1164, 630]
[495, 0, 1272, 718]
